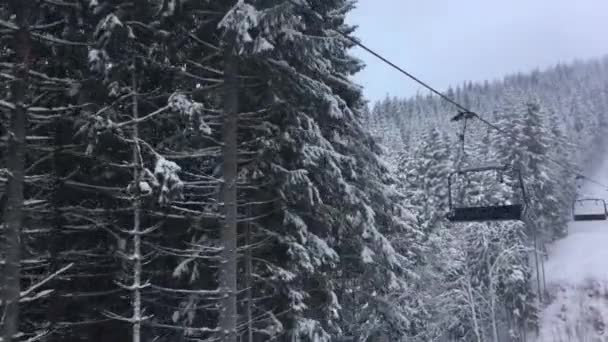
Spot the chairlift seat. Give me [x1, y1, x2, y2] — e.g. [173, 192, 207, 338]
[573, 213, 607, 221]
[572, 198, 608, 222]
[447, 164, 528, 222]
[448, 204, 524, 222]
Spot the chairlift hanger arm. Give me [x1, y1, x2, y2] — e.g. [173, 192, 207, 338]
[451, 111, 477, 122]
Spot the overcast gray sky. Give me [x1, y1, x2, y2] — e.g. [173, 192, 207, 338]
[347, 0, 608, 102]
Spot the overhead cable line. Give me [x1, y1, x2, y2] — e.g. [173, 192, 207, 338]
[331, 25, 608, 190]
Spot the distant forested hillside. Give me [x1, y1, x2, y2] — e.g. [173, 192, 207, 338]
[364, 56, 608, 341]
[368, 57, 608, 169]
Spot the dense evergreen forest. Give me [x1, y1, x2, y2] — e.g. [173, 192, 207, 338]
[366, 56, 608, 341]
[0, 1, 415, 341]
[1, 0, 608, 341]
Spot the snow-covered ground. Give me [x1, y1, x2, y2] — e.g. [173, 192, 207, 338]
[536, 158, 608, 341]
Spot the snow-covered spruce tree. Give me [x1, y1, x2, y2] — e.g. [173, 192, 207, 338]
[397, 127, 451, 234]
[79, 5, 156, 341]
[217, 14, 240, 342]
[426, 154, 536, 340]
[217, 1, 422, 340]
[124, 2, 280, 340]
[370, 55, 608, 340]
[35, 3, 135, 339]
[457, 221, 536, 341]
[391, 128, 456, 340]
[368, 97, 409, 169]
[69, 2, 222, 340]
[371, 57, 608, 173]
[0, 2, 30, 339]
[24, 3, 95, 340]
[492, 97, 566, 239]
[386, 111, 540, 340]
[0, 1, 92, 340]
[545, 109, 577, 239]
[145, 5, 231, 341]
[433, 225, 488, 342]
[82, 2, 283, 340]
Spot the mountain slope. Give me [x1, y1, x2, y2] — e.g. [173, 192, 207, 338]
[536, 157, 608, 341]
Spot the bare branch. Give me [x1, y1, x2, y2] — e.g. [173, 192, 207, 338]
[43, 0, 81, 8]
[31, 19, 66, 31]
[20, 263, 74, 300]
[0, 100, 15, 110]
[186, 59, 223, 76]
[114, 105, 170, 128]
[149, 284, 219, 296]
[185, 30, 220, 51]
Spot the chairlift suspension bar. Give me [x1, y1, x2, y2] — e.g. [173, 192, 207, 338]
[461, 118, 467, 163]
[517, 168, 529, 209]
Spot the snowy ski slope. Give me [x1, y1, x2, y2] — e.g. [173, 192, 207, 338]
[536, 158, 608, 341]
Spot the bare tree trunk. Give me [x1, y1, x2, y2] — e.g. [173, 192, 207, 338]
[505, 304, 513, 342]
[245, 204, 253, 342]
[488, 258, 499, 342]
[219, 31, 238, 342]
[464, 275, 482, 342]
[131, 63, 143, 342]
[46, 118, 70, 341]
[532, 228, 542, 304]
[1, 3, 30, 341]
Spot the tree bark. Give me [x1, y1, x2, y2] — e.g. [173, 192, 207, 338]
[532, 225, 542, 304]
[46, 118, 70, 341]
[464, 275, 482, 342]
[1, 2, 30, 341]
[131, 62, 143, 342]
[245, 204, 253, 342]
[218, 31, 238, 342]
[488, 258, 499, 342]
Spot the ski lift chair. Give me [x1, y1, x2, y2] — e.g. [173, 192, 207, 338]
[572, 198, 607, 221]
[447, 165, 528, 222]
